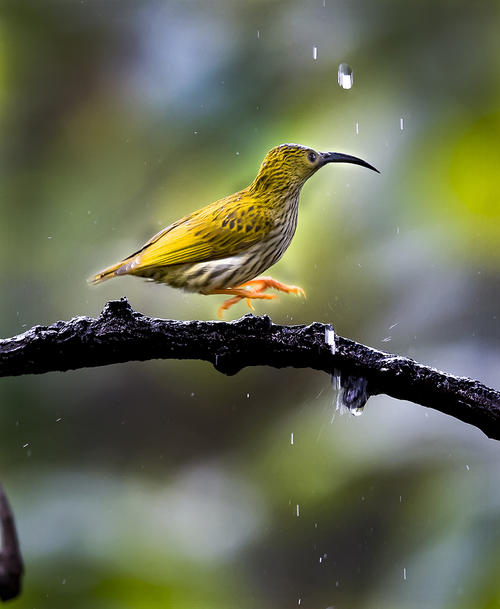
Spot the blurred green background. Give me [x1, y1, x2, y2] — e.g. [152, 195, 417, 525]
[1, 0, 499, 607]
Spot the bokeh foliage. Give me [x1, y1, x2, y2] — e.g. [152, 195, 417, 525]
[0, 1, 499, 608]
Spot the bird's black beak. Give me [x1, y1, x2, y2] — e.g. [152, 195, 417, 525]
[321, 151, 380, 173]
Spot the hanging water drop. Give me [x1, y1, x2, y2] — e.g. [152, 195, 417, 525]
[337, 63, 353, 89]
[331, 373, 370, 416]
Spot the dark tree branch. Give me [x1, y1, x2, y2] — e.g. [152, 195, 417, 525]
[0, 298, 499, 440]
[0, 485, 24, 602]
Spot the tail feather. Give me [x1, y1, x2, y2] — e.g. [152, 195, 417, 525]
[88, 259, 129, 285]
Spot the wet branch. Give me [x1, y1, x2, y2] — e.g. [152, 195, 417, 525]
[0, 298, 499, 440]
[0, 485, 24, 601]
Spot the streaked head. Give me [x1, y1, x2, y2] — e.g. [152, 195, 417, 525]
[251, 143, 378, 193]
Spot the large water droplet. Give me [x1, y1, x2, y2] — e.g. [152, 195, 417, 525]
[330, 372, 369, 416]
[337, 63, 353, 89]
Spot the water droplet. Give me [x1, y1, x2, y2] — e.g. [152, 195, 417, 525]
[296, 504, 300, 517]
[337, 63, 353, 89]
[382, 336, 392, 342]
[22, 443, 29, 448]
[403, 567, 407, 580]
[325, 327, 336, 353]
[257, 29, 260, 39]
[298, 599, 302, 606]
[290, 432, 294, 445]
[355, 121, 359, 135]
[331, 372, 369, 416]
[466, 464, 470, 471]
[400, 117, 404, 130]
[313, 46, 318, 61]
[246, 392, 250, 398]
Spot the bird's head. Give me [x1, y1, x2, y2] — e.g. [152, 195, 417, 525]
[250, 143, 378, 195]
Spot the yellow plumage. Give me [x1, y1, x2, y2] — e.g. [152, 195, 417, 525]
[90, 143, 378, 316]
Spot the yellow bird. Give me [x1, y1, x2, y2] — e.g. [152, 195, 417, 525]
[90, 143, 378, 317]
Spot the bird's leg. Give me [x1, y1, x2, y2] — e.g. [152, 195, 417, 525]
[208, 287, 277, 318]
[237, 276, 307, 298]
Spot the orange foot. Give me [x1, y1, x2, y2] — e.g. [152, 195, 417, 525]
[210, 277, 306, 318]
[239, 276, 306, 299]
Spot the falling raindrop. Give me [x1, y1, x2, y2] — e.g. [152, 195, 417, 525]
[337, 63, 353, 89]
[296, 504, 300, 517]
[355, 121, 359, 135]
[257, 29, 260, 39]
[290, 432, 294, 445]
[313, 46, 318, 61]
[334, 374, 342, 412]
[403, 567, 407, 580]
[400, 117, 404, 130]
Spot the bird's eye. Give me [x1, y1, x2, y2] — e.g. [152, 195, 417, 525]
[307, 151, 317, 163]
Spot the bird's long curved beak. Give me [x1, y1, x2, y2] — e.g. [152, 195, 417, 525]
[321, 151, 380, 173]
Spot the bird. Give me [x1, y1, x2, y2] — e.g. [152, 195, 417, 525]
[90, 143, 378, 317]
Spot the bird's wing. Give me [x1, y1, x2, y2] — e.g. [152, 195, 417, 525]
[129, 195, 274, 270]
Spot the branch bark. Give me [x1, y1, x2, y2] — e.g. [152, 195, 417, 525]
[0, 485, 24, 601]
[0, 298, 499, 440]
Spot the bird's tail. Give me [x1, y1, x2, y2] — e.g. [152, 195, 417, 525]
[88, 260, 128, 285]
